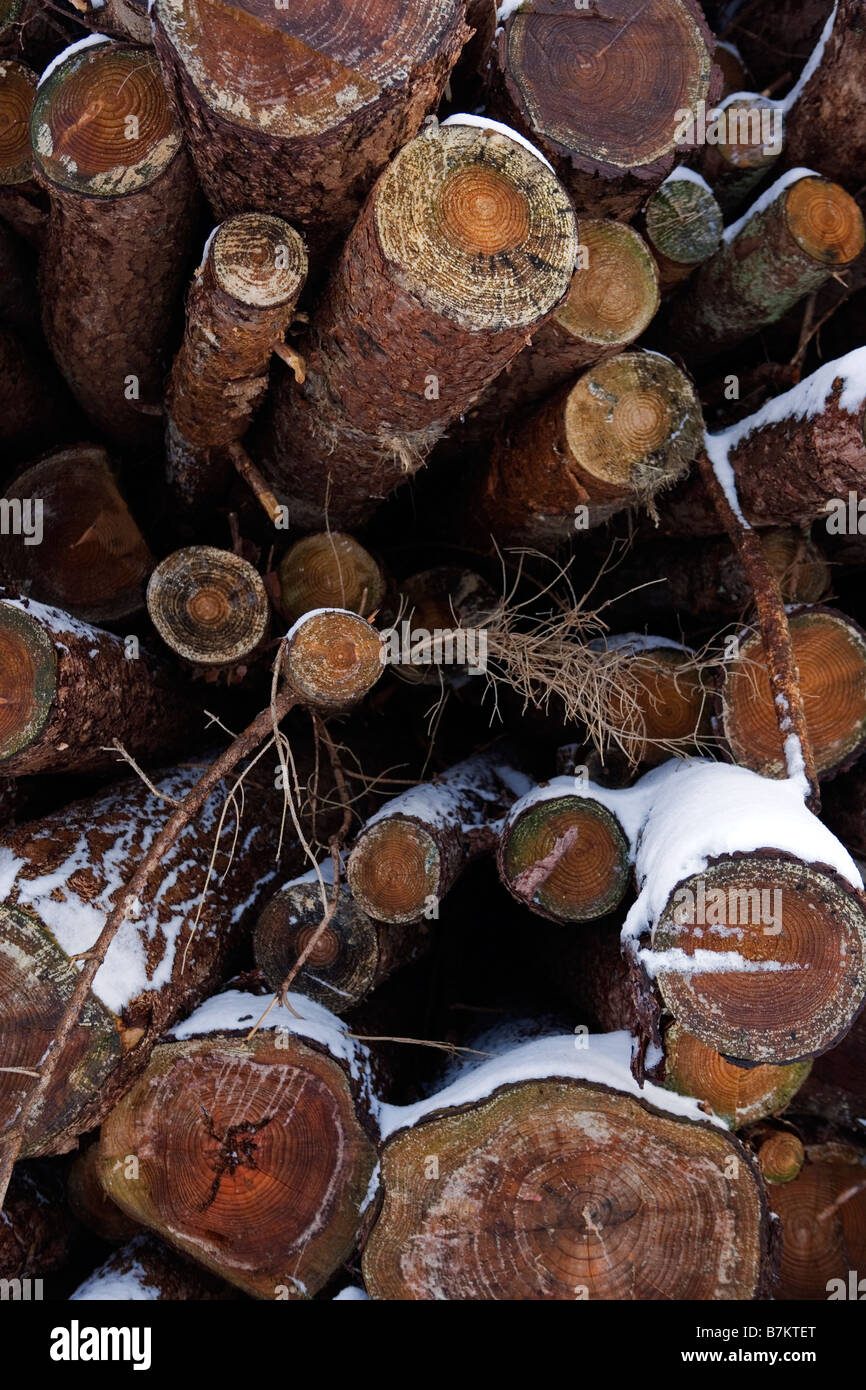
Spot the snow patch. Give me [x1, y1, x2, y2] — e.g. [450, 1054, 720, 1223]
[441, 113, 555, 174]
[38, 34, 113, 88]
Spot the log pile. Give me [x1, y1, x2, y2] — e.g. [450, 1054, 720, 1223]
[3, 0, 866, 1312]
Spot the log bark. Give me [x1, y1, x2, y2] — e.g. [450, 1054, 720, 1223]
[97, 989, 380, 1299]
[258, 120, 578, 529]
[146, 545, 270, 674]
[717, 607, 866, 781]
[363, 1036, 769, 1299]
[151, 0, 470, 253]
[782, 0, 866, 192]
[485, 0, 717, 221]
[67, 0, 152, 44]
[459, 219, 660, 433]
[255, 876, 430, 1014]
[0, 594, 200, 776]
[769, 1139, 866, 1300]
[642, 169, 723, 291]
[347, 748, 529, 924]
[32, 39, 200, 447]
[277, 532, 385, 627]
[0, 753, 331, 1157]
[70, 1234, 239, 1300]
[475, 350, 704, 548]
[0, 448, 154, 622]
[166, 214, 308, 508]
[497, 776, 632, 924]
[67, 1141, 142, 1242]
[666, 173, 865, 361]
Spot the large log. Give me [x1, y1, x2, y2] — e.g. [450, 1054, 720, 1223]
[151, 0, 470, 252]
[769, 1140, 866, 1300]
[259, 119, 578, 529]
[782, 0, 866, 192]
[363, 1031, 770, 1299]
[31, 37, 200, 446]
[97, 989, 380, 1299]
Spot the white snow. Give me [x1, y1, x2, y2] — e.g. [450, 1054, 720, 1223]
[441, 113, 555, 174]
[333, 1286, 370, 1301]
[704, 429, 751, 527]
[70, 1254, 159, 1302]
[722, 168, 817, 244]
[782, 1, 838, 113]
[2, 595, 108, 652]
[380, 1030, 723, 1138]
[361, 752, 532, 836]
[496, 0, 525, 21]
[38, 34, 113, 88]
[638, 947, 801, 978]
[663, 166, 713, 194]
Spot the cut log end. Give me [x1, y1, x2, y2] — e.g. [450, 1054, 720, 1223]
[284, 608, 382, 711]
[663, 1022, 811, 1129]
[0, 59, 36, 185]
[612, 648, 711, 766]
[97, 1031, 378, 1300]
[0, 601, 56, 763]
[374, 123, 577, 331]
[146, 545, 270, 668]
[500, 795, 630, 923]
[757, 1131, 805, 1185]
[715, 95, 780, 173]
[255, 881, 386, 1011]
[558, 219, 659, 347]
[278, 532, 385, 626]
[785, 176, 865, 266]
[363, 1079, 766, 1300]
[770, 1143, 866, 1300]
[31, 42, 181, 197]
[644, 174, 723, 269]
[211, 213, 307, 308]
[720, 608, 866, 779]
[651, 855, 866, 1065]
[348, 817, 439, 925]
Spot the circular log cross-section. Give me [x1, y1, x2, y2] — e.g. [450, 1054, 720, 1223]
[1, 449, 153, 623]
[98, 1030, 379, 1300]
[486, 0, 715, 220]
[0, 58, 36, 184]
[499, 794, 631, 923]
[700, 94, 782, 216]
[278, 533, 385, 626]
[348, 817, 443, 925]
[609, 646, 711, 767]
[152, 0, 469, 246]
[770, 1144, 866, 1300]
[650, 854, 866, 1065]
[482, 351, 704, 547]
[363, 1079, 766, 1299]
[756, 1131, 805, 1186]
[643, 173, 723, 288]
[284, 608, 383, 712]
[663, 1023, 811, 1130]
[0, 600, 55, 765]
[719, 608, 866, 780]
[147, 546, 270, 669]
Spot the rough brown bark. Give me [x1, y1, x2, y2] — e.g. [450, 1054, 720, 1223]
[0, 448, 154, 622]
[0, 594, 200, 776]
[475, 350, 704, 548]
[66, 0, 152, 44]
[667, 174, 865, 361]
[486, 0, 717, 221]
[146, 545, 270, 674]
[32, 39, 200, 447]
[0, 748, 334, 1157]
[97, 991, 380, 1299]
[0, 321, 76, 458]
[782, 0, 866, 191]
[166, 213, 308, 507]
[258, 120, 577, 529]
[151, 0, 470, 252]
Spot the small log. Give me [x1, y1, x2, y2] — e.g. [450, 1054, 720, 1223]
[0, 752, 329, 1156]
[717, 607, 866, 781]
[477, 350, 704, 548]
[146, 546, 270, 674]
[259, 119, 578, 529]
[70, 1234, 239, 1300]
[0, 1163, 75, 1278]
[283, 608, 384, 713]
[254, 875, 430, 1014]
[782, 0, 866, 192]
[698, 93, 783, 216]
[32, 38, 200, 446]
[485, 0, 717, 221]
[166, 214, 308, 508]
[663, 1023, 812, 1130]
[754, 1129, 806, 1184]
[497, 776, 632, 924]
[0, 595, 199, 776]
[769, 1140, 866, 1300]
[347, 748, 529, 924]
[97, 989, 380, 1300]
[67, 1141, 141, 1242]
[378, 566, 496, 687]
[363, 1032, 769, 1299]
[666, 172, 865, 362]
[642, 169, 723, 291]
[0, 57, 46, 243]
[278, 533, 385, 627]
[0, 447, 154, 622]
[592, 635, 712, 767]
[151, 0, 469, 251]
[461, 219, 660, 430]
